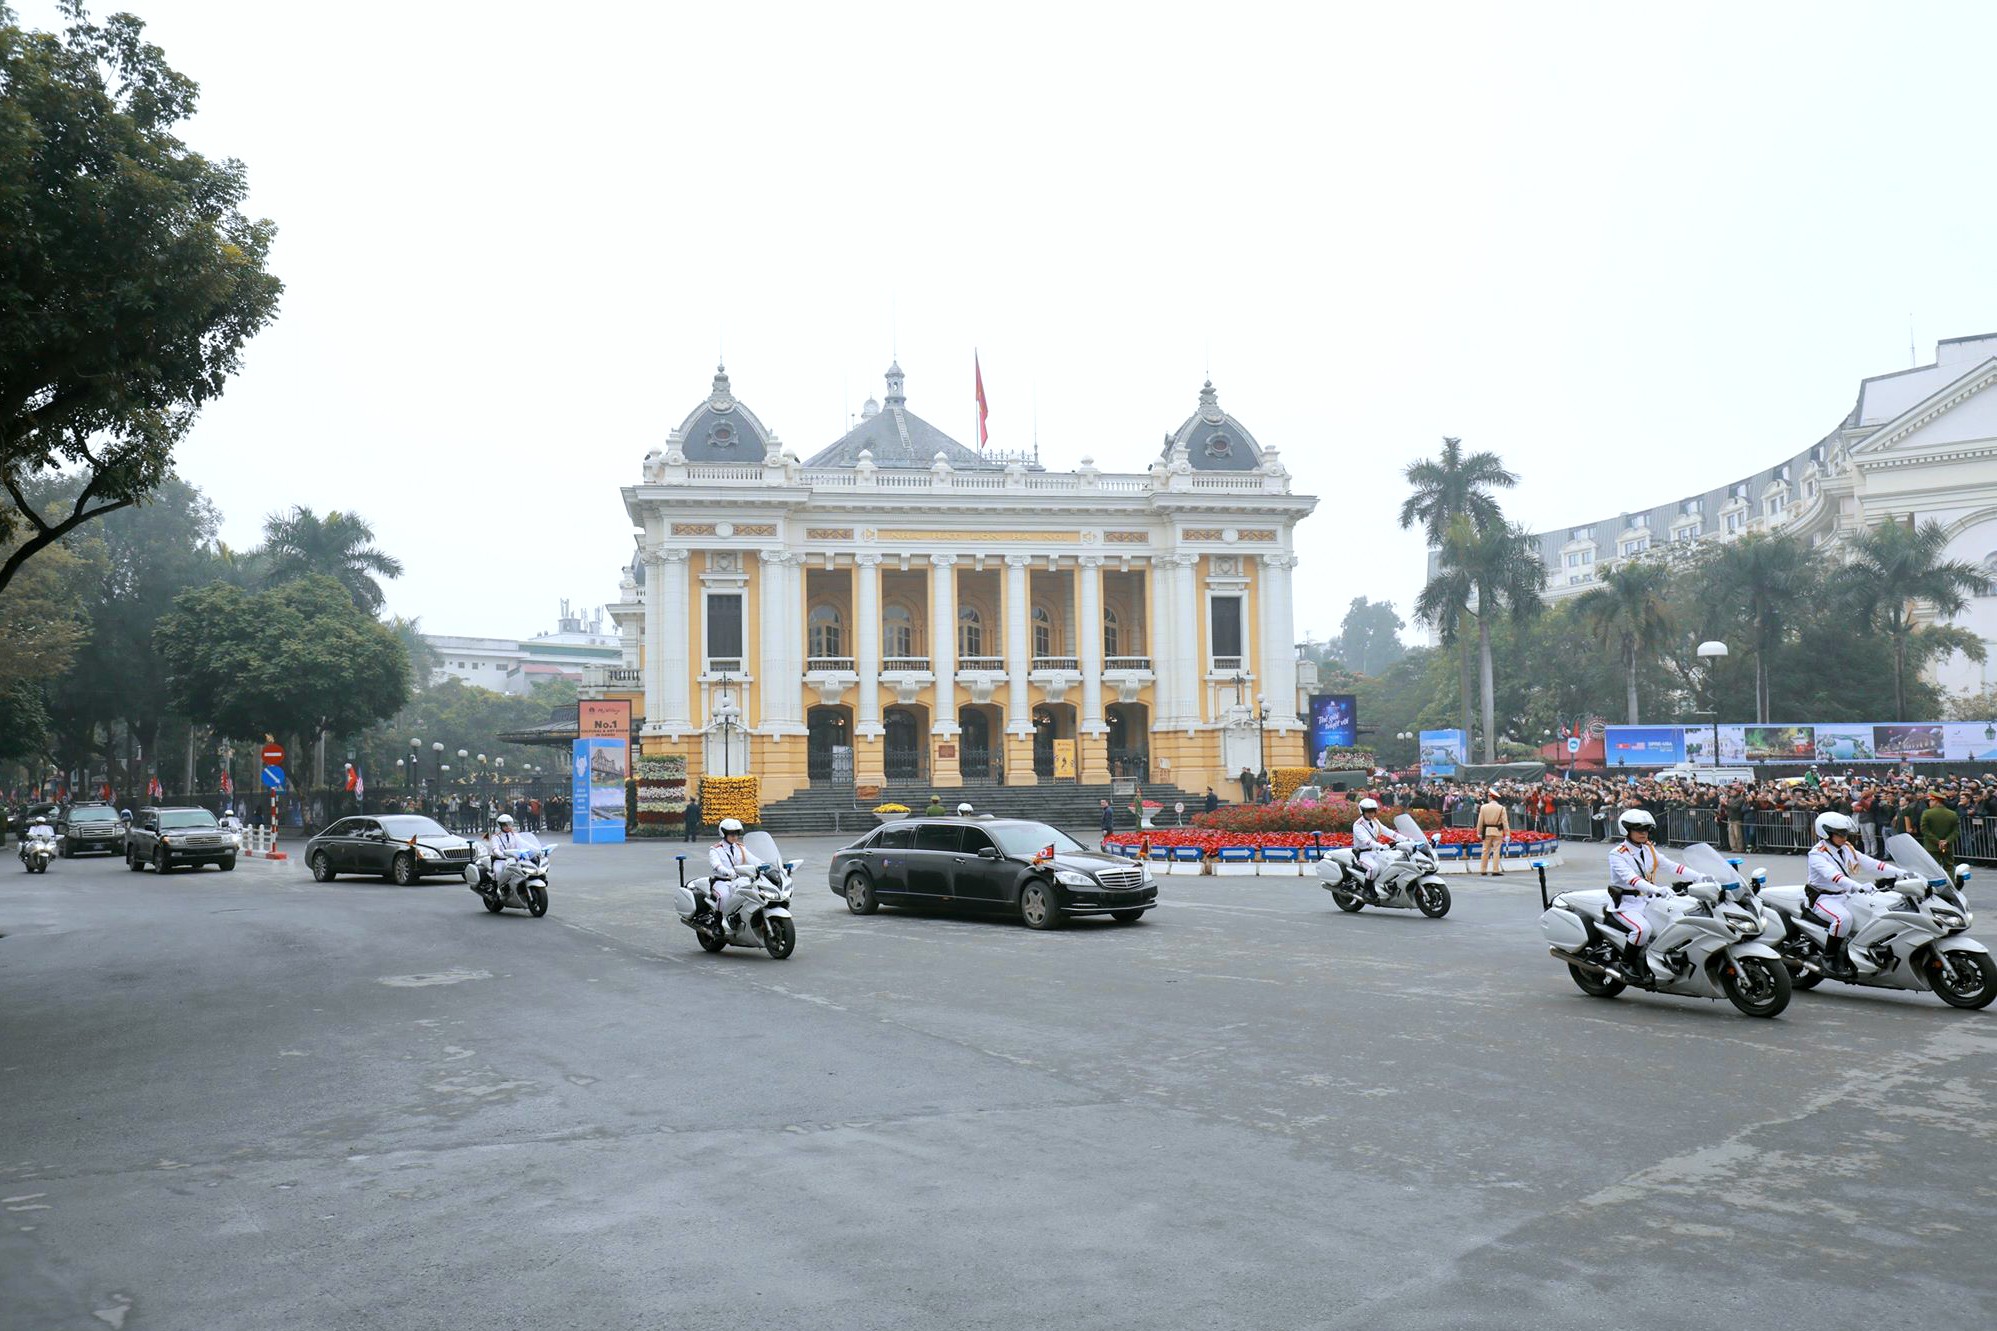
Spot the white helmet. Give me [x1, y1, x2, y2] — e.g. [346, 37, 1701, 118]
[719, 817, 744, 836]
[1358, 798, 1380, 812]
[1617, 809, 1656, 836]
[956, 803, 974, 816]
[495, 814, 514, 827]
[1815, 811, 1855, 841]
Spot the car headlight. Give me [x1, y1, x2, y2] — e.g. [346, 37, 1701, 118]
[1054, 870, 1096, 888]
[416, 846, 441, 861]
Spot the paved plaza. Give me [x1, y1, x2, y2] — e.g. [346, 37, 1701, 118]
[3, 833, 1993, 1329]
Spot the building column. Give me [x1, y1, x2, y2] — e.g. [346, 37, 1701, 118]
[649, 547, 692, 733]
[1149, 555, 1175, 730]
[1077, 555, 1109, 783]
[758, 549, 804, 734]
[1259, 553, 1300, 731]
[853, 555, 884, 786]
[1003, 554, 1034, 785]
[929, 554, 961, 786]
[641, 549, 665, 732]
[1171, 553, 1201, 725]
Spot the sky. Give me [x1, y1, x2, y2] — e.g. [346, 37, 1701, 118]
[22, 0, 1997, 643]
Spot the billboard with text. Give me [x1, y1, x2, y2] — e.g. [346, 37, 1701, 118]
[1419, 729, 1466, 779]
[1604, 726, 1687, 767]
[1307, 694, 1358, 766]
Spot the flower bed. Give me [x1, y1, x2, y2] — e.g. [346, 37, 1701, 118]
[1193, 804, 1442, 835]
[1103, 827, 1560, 856]
[632, 756, 688, 837]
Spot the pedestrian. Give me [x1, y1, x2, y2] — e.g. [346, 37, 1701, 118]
[1921, 790, 1960, 875]
[1239, 767, 1254, 805]
[683, 793, 701, 842]
[1476, 789, 1508, 876]
[1204, 786, 1219, 814]
[1099, 798, 1115, 845]
[924, 794, 945, 816]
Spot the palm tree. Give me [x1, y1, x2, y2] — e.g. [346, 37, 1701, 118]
[1398, 437, 1518, 546]
[1575, 561, 1673, 725]
[260, 506, 404, 613]
[1400, 438, 1517, 753]
[1837, 518, 1988, 720]
[1705, 535, 1812, 723]
[1431, 519, 1545, 762]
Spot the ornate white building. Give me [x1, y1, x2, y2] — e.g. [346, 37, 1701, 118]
[1528, 332, 1997, 693]
[599, 361, 1318, 805]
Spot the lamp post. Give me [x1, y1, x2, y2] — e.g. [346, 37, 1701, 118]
[714, 691, 743, 778]
[1697, 641, 1729, 766]
[407, 737, 420, 791]
[1254, 691, 1270, 778]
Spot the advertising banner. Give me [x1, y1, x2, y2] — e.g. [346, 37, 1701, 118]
[1742, 725, 1815, 762]
[1419, 729, 1467, 779]
[1307, 694, 1358, 766]
[1052, 738, 1077, 779]
[1813, 724, 1876, 763]
[1873, 724, 1945, 762]
[571, 736, 628, 844]
[1603, 725, 1688, 767]
[579, 699, 632, 739]
[1943, 722, 1997, 763]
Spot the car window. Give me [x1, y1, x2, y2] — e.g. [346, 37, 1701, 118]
[158, 810, 220, 830]
[324, 819, 359, 838]
[353, 820, 382, 837]
[958, 828, 996, 855]
[988, 823, 1085, 857]
[913, 824, 963, 853]
[874, 825, 912, 850]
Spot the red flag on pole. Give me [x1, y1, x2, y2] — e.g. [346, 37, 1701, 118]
[974, 351, 989, 448]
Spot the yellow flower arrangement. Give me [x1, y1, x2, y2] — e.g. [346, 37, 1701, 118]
[699, 775, 760, 825]
[872, 802, 910, 814]
[1270, 767, 1315, 803]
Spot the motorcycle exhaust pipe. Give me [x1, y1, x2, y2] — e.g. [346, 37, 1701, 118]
[1550, 946, 1633, 985]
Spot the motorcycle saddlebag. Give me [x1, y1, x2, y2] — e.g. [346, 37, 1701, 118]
[1540, 906, 1589, 951]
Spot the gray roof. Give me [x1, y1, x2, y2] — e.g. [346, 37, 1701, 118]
[802, 362, 1001, 470]
[1164, 379, 1262, 471]
[670, 364, 776, 462]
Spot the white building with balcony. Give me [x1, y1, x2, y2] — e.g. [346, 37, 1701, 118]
[605, 361, 1318, 803]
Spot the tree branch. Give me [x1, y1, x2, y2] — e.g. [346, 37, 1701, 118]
[0, 496, 137, 596]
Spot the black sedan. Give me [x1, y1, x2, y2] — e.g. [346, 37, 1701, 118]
[304, 815, 476, 885]
[827, 817, 1157, 929]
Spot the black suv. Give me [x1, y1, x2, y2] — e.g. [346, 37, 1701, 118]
[126, 807, 237, 873]
[56, 802, 124, 857]
[827, 817, 1157, 929]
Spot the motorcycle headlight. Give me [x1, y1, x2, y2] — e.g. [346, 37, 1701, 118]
[1932, 907, 1967, 930]
[1054, 870, 1096, 888]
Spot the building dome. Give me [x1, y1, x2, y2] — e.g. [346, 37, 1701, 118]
[666, 362, 777, 461]
[803, 362, 999, 469]
[1165, 378, 1263, 471]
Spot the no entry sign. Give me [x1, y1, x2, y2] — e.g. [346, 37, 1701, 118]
[262, 742, 286, 768]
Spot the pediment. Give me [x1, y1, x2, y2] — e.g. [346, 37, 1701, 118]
[1851, 357, 1997, 459]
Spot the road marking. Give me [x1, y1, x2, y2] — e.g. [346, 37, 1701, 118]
[376, 969, 492, 987]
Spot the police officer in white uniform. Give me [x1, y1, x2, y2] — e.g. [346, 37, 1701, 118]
[1606, 809, 1699, 972]
[1805, 811, 1894, 972]
[1350, 798, 1403, 897]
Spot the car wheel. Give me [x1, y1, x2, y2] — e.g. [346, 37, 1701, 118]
[126, 849, 142, 872]
[309, 851, 336, 882]
[218, 856, 236, 872]
[844, 873, 879, 915]
[390, 853, 417, 886]
[1019, 879, 1065, 930]
[153, 847, 170, 875]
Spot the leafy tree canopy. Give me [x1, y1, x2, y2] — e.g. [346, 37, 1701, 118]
[0, 1, 281, 597]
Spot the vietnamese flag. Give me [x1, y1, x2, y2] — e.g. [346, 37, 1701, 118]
[974, 351, 989, 448]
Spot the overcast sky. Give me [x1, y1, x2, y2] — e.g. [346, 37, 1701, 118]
[25, 1, 1997, 643]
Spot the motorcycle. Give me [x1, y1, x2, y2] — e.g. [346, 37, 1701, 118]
[1314, 813, 1451, 918]
[673, 830, 797, 959]
[1761, 833, 1995, 1009]
[1539, 841, 1792, 1017]
[465, 834, 553, 917]
[20, 838, 54, 874]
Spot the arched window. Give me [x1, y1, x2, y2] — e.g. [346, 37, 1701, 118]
[1032, 603, 1055, 657]
[883, 603, 915, 657]
[808, 603, 843, 658]
[958, 605, 983, 658]
[1102, 605, 1121, 657]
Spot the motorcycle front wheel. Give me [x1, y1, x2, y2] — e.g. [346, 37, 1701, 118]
[1928, 948, 1997, 1009]
[1721, 955, 1792, 1017]
[765, 916, 796, 959]
[1415, 881, 1451, 918]
[525, 884, 549, 918]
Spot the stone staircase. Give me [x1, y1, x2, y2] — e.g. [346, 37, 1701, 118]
[755, 779, 1223, 838]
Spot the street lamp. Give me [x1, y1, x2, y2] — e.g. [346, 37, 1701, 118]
[1254, 692, 1270, 778]
[1696, 640, 1729, 764]
[713, 690, 743, 778]
[408, 737, 420, 790]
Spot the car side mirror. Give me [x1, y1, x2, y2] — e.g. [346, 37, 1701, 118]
[976, 846, 1002, 860]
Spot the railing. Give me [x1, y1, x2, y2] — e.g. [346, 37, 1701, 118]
[1103, 656, 1153, 671]
[1211, 656, 1244, 673]
[958, 745, 994, 781]
[881, 657, 931, 673]
[885, 749, 924, 781]
[656, 462, 1285, 495]
[704, 658, 744, 675]
[1031, 656, 1079, 672]
[958, 657, 1004, 672]
[683, 464, 768, 482]
[805, 657, 855, 673]
[581, 664, 643, 688]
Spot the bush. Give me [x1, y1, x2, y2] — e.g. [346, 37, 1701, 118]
[1191, 803, 1442, 835]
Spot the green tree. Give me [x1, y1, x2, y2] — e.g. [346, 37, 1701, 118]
[1414, 522, 1477, 743]
[259, 506, 404, 614]
[0, 534, 97, 767]
[1331, 597, 1407, 677]
[1575, 560, 1674, 725]
[154, 575, 409, 756]
[1458, 521, 1546, 762]
[386, 616, 441, 692]
[1837, 518, 1988, 721]
[0, 2, 282, 597]
[1703, 535, 1814, 723]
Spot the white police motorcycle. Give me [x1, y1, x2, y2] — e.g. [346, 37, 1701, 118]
[1314, 814, 1452, 918]
[673, 830, 797, 959]
[465, 833, 553, 917]
[1762, 833, 1995, 1008]
[1539, 842, 1792, 1017]
[20, 828, 55, 874]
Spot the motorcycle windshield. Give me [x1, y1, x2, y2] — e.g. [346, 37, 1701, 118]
[1885, 832, 1948, 886]
[1393, 814, 1432, 850]
[745, 830, 781, 867]
[1674, 842, 1743, 890]
[508, 833, 544, 854]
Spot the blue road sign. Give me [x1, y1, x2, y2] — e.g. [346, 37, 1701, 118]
[1567, 736, 1582, 755]
[261, 765, 286, 789]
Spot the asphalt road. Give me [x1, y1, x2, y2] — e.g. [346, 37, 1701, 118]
[3, 833, 1993, 1330]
